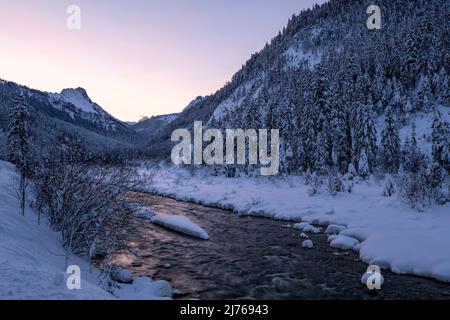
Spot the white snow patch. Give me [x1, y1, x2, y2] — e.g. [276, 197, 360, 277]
[330, 235, 360, 251]
[293, 222, 321, 234]
[57, 88, 98, 114]
[327, 235, 338, 243]
[325, 224, 346, 235]
[284, 46, 322, 70]
[302, 240, 314, 249]
[0, 161, 112, 300]
[113, 277, 172, 300]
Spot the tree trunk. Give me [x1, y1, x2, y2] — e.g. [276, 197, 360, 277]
[20, 175, 25, 216]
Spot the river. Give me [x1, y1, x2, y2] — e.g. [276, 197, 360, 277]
[110, 192, 450, 300]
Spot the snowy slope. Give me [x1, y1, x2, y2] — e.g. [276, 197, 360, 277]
[182, 96, 206, 113]
[0, 161, 113, 300]
[58, 88, 100, 114]
[48, 87, 127, 131]
[139, 166, 450, 283]
[0, 161, 173, 300]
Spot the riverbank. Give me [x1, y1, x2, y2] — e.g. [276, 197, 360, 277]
[120, 192, 450, 299]
[0, 161, 171, 300]
[137, 166, 450, 284]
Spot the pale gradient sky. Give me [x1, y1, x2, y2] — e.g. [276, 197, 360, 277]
[0, 0, 325, 121]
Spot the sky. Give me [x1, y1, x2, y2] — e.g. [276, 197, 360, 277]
[0, 0, 325, 121]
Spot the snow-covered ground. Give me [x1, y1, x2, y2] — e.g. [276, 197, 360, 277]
[139, 165, 450, 283]
[0, 161, 172, 300]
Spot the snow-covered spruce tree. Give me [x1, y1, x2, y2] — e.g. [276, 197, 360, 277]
[311, 65, 332, 167]
[380, 107, 401, 173]
[372, 61, 385, 105]
[298, 93, 318, 172]
[331, 94, 352, 174]
[243, 97, 262, 129]
[358, 152, 370, 178]
[431, 110, 450, 173]
[415, 74, 432, 111]
[264, 101, 277, 131]
[401, 24, 422, 90]
[433, 68, 450, 104]
[314, 131, 328, 174]
[353, 103, 377, 174]
[7, 95, 31, 216]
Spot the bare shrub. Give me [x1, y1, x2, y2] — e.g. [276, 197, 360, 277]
[306, 172, 323, 197]
[395, 163, 449, 210]
[326, 174, 344, 196]
[33, 134, 140, 267]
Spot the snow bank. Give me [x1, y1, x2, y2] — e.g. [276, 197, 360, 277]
[0, 161, 112, 300]
[325, 224, 346, 235]
[113, 277, 172, 300]
[151, 215, 209, 240]
[139, 166, 450, 283]
[0, 161, 173, 300]
[330, 235, 360, 251]
[293, 222, 321, 234]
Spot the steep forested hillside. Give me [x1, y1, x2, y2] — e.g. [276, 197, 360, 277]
[147, 0, 450, 177]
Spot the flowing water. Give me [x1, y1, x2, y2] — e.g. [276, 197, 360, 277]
[111, 192, 450, 300]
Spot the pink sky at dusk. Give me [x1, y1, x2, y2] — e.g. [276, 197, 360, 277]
[0, 0, 326, 121]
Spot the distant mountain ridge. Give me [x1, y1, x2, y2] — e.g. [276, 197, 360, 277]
[0, 79, 136, 156]
[131, 113, 178, 137]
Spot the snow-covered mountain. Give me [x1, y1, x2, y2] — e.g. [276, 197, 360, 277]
[145, 0, 450, 173]
[48, 87, 127, 132]
[132, 113, 178, 135]
[0, 80, 136, 156]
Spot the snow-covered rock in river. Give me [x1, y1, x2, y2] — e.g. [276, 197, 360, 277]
[302, 240, 314, 249]
[330, 235, 360, 251]
[133, 208, 155, 219]
[300, 233, 309, 239]
[293, 222, 321, 234]
[325, 224, 346, 235]
[111, 267, 134, 284]
[151, 215, 209, 240]
[327, 235, 338, 243]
